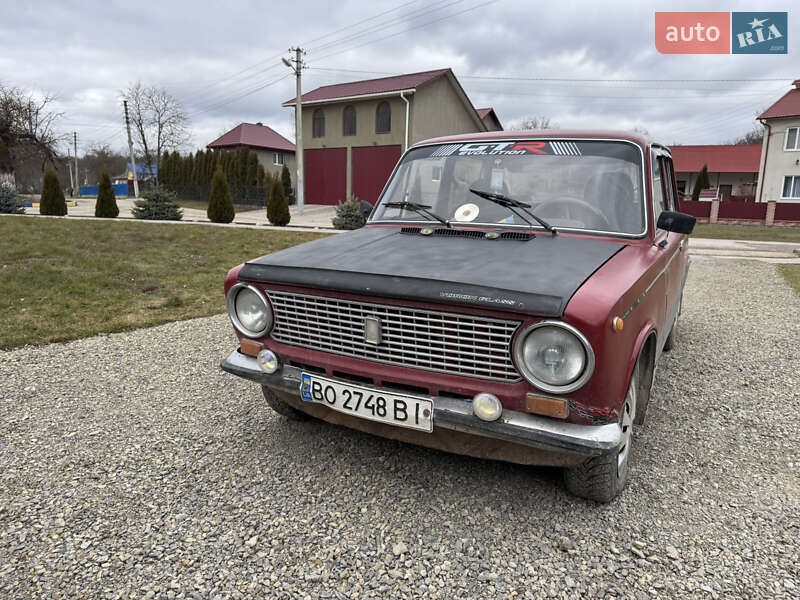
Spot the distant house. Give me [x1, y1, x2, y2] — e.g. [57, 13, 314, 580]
[207, 122, 296, 183]
[476, 107, 503, 131]
[670, 144, 761, 200]
[283, 68, 491, 205]
[756, 79, 800, 203]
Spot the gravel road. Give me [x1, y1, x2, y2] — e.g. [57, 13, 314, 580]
[1, 258, 798, 599]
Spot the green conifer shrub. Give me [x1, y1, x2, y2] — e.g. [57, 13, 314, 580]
[39, 168, 67, 216]
[266, 176, 290, 226]
[132, 187, 184, 220]
[0, 181, 24, 214]
[207, 167, 235, 223]
[281, 164, 295, 204]
[332, 196, 367, 230]
[94, 169, 119, 218]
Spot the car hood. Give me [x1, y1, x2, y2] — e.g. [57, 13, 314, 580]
[239, 227, 625, 316]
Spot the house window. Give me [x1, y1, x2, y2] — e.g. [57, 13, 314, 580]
[273, 152, 284, 166]
[343, 105, 356, 136]
[782, 175, 800, 199]
[376, 101, 391, 134]
[677, 180, 687, 194]
[785, 127, 800, 151]
[312, 108, 325, 138]
[431, 166, 442, 182]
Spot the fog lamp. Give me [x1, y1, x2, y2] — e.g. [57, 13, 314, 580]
[257, 349, 279, 374]
[472, 392, 503, 422]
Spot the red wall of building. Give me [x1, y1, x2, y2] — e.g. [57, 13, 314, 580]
[305, 148, 347, 205]
[352, 145, 402, 204]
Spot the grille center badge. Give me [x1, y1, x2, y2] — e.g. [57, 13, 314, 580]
[364, 316, 382, 346]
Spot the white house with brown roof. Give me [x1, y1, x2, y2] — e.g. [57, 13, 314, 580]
[283, 68, 495, 205]
[756, 79, 800, 203]
[671, 144, 761, 200]
[207, 122, 296, 183]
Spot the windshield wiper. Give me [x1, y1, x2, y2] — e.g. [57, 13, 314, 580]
[385, 201, 451, 228]
[468, 188, 557, 235]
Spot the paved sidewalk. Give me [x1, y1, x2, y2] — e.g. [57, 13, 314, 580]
[26, 197, 337, 230]
[690, 237, 800, 264]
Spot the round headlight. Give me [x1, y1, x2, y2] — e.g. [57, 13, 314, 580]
[227, 283, 272, 337]
[514, 322, 594, 393]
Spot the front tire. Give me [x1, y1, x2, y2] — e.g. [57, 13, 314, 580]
[564, 360, 638, 502]
[261, 385, 311, 421]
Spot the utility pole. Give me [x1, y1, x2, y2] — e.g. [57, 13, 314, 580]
[73, 132, 80, 198]
[123, 100, 140, 198]
[283, 48, 305, 215]
[66, 148, 74, 192]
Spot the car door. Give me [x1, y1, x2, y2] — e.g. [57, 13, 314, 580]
[652, 149, 685, 347]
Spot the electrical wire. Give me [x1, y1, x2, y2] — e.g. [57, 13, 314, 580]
[309, 0, 500, 62]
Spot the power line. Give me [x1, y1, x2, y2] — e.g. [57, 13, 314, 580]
[310, 0, 500, 61]
[301, 0, 418, 46]
[307, 0, 466, 55]
[307, 66, 794, 84]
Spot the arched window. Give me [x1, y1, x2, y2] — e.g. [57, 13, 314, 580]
[376, 101, 391, 134]
[312, 108, 325, 138]
[342, 105, 356, 136]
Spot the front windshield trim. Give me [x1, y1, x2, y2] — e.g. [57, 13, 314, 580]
[369, 137, 650, 240]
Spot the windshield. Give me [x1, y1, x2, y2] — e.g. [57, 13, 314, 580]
[371, 140, 646, 236]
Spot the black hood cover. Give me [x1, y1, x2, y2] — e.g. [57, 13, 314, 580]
[239, 227, 624, 316]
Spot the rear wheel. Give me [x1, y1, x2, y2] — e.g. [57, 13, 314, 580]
[564, 360, 638, 502]
[261, 385, 311, 421]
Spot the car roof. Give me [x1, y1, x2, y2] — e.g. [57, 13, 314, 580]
[412, 129, 660, 152]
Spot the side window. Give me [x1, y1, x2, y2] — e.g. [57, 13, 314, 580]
[785, 127, 799, 151]
[651, 151, 668, 229]
[312, 109, 325, 138]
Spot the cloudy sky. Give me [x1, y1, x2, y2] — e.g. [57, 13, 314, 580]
[1, 0, 797, 157]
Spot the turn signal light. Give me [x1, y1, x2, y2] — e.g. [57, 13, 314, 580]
[612, 317, 624, 332]
[240, 339, 263, 357]
[525, 394, 568, 419]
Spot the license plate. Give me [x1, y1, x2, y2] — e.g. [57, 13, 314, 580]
[300, 373, 433, 433]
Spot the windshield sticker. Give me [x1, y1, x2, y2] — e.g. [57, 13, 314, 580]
[429, 141, 584, 157]
[490, 168, 504, 190]
[453, 203, 480, 222]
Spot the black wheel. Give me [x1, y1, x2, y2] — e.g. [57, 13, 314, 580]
[564, 360, 638, 502]
[663, 296, 681, 352]
[261, 385, 311, 421]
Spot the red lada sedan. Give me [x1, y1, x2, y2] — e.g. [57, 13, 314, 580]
[221, 131, 695, 502]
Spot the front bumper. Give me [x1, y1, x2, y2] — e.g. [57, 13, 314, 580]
[221, 350, 621, 463]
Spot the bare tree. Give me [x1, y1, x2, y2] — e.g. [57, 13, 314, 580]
[509, 116, 555, 130]
[0, 83, 65, 176]
[122, 82, 190, 179]
[729, 124, 764, 145]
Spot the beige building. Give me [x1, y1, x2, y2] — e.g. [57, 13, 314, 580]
[207, 122, 296, 184]
[283, 68, 496, 205]
[756, 79, 800, 202]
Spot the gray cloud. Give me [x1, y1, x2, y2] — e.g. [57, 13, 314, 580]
[0, 0, 796, 156]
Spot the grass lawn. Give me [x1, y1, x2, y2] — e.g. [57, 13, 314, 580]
[693, 224, 800, 243]
[0, 217, 326, 349]
[780, 265, 800, 296]
[177, 199, 262, 214]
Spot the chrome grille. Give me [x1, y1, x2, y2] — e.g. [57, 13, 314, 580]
[268, 290, 521, 382]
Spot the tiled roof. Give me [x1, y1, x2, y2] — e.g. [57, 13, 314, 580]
[207, 123, 295, 152]
[283, 69, 451, 105]
[671, 144, 761, 173]
[759, 85, 800, 120]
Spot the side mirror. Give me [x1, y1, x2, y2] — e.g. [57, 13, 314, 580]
[360, 200, 374, 219]
[657, 211, 696, 235]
